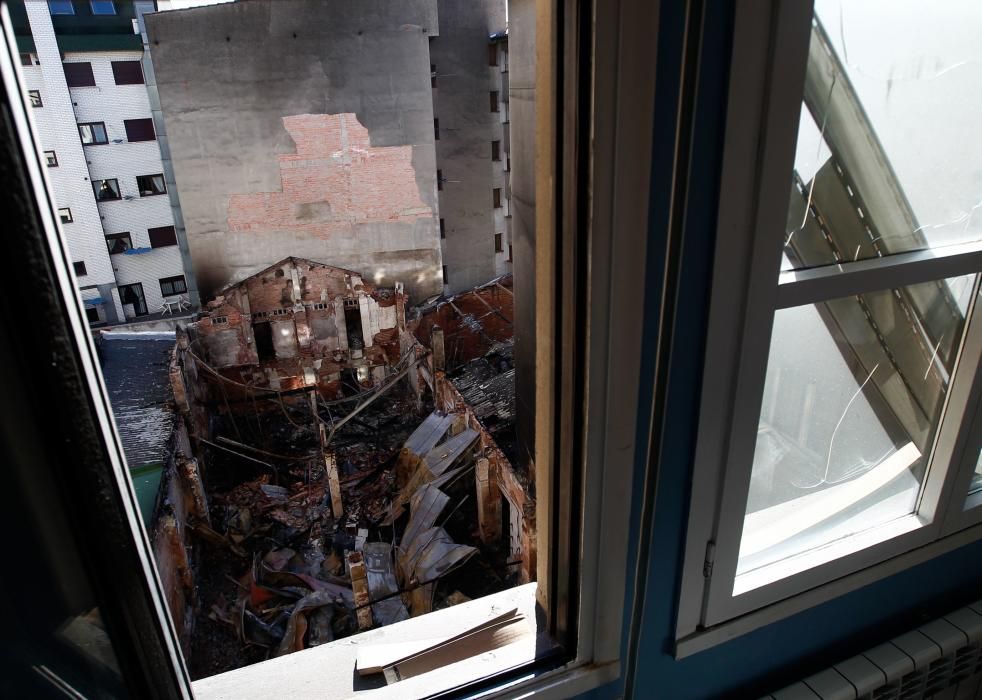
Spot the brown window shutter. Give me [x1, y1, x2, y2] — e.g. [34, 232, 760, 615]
[111, 61, 144, 85]
[124, 118, 156, 142]
[64, 62, 95, 87]
[148, 225, 177, 248]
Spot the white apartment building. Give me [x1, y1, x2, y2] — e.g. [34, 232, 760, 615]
[17, 0, 195, 324]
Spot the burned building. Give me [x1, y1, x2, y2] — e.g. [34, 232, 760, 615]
[179, 257, 407, 400]
[154, 259, 533, 678]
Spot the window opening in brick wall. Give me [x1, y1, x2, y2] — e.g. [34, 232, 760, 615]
[72, 261, 86, 276]
[105, 232, 132, 255]
[137, 174, 166, 197]
[123, 118, 156, 143]
[43, 150, 57, 167]
[159, 275, 187, 297]
[63, 62, 95, 87]
[147, 225, 177, 248]
[93, 178, 121, 202]
[28, 89, 41, 107]
[111, 60, 144, 86]
[78, 122, 107, 145]
[90, 0, 117, 16]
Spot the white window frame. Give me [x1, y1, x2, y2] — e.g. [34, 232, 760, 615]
[676, 0, 982, 656]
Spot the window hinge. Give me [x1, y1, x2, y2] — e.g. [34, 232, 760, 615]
[703, 540, 716, 579]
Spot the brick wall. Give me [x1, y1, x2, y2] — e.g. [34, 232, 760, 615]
[228, 114, 433, 239]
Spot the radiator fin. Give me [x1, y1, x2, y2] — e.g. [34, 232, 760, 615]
[765, 601, 982, 700]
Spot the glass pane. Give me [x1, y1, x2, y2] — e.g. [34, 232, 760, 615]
[970, 451, 982, 496]
[737, 275, 975, 588]
[783, 2, 982, 272]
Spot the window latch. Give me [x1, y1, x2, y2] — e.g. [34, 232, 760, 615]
[703, 540, 716, 579]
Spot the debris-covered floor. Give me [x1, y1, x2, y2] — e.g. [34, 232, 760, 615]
[187, 390, 515, 679]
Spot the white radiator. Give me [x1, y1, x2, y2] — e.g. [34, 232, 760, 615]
[765, 600, 982, 700]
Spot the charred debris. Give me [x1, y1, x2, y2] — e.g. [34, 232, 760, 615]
[146, 258, 532, 678]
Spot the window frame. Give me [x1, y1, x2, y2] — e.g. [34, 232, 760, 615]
[123, 117, 156, 143]
[89, 0, 116, 15]
[47, 0, 75, 15]
[78, 121, 108, 145]
[43, 149, 57, 166]
[675, 0, 982, 655]
[148, 224, 177, 248]
[27, 88, 40, 106]
[136, 173, 166, 197]
[105, 231, 132, 255]
[158, 275, 187, 297]
[111, 59, 144, 85]
[0, 0, 661, 695]
[63, 61, 95, 87]
[92, 177, 121, 201]
[57, 206, 72, 223]
[72, 260, 86, 276]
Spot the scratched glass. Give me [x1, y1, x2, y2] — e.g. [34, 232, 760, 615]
[782, 1, 982, 272]
[736, 275, 975, 584]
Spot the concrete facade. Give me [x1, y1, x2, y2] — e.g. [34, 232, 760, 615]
[507, 0, 536, 466]
[430, 0, 508, 293]
[17, 1, 195, 324]
[145, 0, 444, 303]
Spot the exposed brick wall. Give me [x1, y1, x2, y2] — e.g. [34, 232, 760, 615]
[228, 114, 433, 239]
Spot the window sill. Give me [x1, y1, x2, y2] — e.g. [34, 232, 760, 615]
[675, 520, 982, 658]
[192, 582, 591, 700]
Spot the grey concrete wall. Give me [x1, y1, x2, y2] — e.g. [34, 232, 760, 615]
[508, 0, 536, 467]
[431, 0, 506, 293]
[145, 0, 443, 303]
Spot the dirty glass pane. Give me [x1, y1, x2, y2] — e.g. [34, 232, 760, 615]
[736, 275, 974, 588]
[783, 2, 982, 272]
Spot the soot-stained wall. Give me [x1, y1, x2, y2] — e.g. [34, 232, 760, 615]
[146, 0, 443, 303]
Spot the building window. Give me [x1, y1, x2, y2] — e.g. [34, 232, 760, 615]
[58, 207, 73, 223]
[437, 169, 443, 191]
[89, 0, 116, 15]
[78, 122, 108, 145]
[44, 150, 58, 167]
[28, 90, 42, 107]
[105, 232, 133, 255]
[137, 174, 167, 197]
[19, 53, 34, 67]
[493, 187, 502, 208]
[492, 139, 501, 161]
[148, 225, 177, 248]
[440, 218, 446, 239]
[63, 62, 95, 88]
[111, 61, 144, 85]
[48, 0, 75, 15]
[92, 178, 121, 201]
[72, 261, 86, 276]
[434, 118, 440, 140]
[123, 118, 156, 143]
[508, 243, 513, 262]
[490, 90, 500, 112]
[85, 307, 100, 323]
[494, 233, 504, 253]
[442, 265, 448, 285]
[159, 275, 188, 297]
[489, 43, 499, 66]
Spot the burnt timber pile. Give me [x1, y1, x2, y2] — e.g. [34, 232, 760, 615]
[152, 258, 532, 678]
